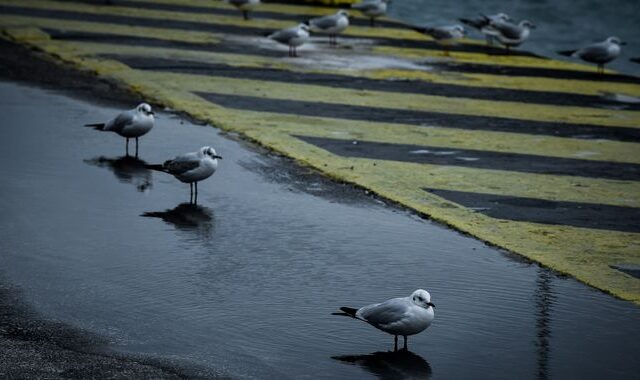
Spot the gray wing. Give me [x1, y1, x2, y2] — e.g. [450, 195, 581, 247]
[228, 0, 249, 5]
[578, 44, 611, 62]
[105, 109, 135, 133]
[358, 298, 409, 327]
[311, 15, 337, 29]
[163, 154, 200, 175]
[492, 21, 521, 39]
[353, 2, 378, 11]
[459, 16, 487, 29]
[427, 27, 453, 40]
[269, 27, 298, 43]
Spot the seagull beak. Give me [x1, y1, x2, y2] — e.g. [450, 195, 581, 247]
[213, 155, 223, 159]
[620, 41, 627, 46]
[427, 302, 435, 308]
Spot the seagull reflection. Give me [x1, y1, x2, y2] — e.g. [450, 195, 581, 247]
[84, 156, 152, 192]
[141, 203, 214, 236]
[333, 349, 432, 379]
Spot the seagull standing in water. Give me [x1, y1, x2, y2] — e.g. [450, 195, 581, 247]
[333, 289, 435, 351]
[558, 37, 625, 74]
[412, 24, 466, 55]
[147, 146, 222, 204]
[84, 103, 155, 157]
[352, 0, 389, 27]
[307, 10, 350, 46]
[482, 19, 535, 53]
[226, 0, 260, 20]
[268, 24, 311, 57]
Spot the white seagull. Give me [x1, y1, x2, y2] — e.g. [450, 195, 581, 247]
[352, 0, 389, 27]
[459, 13, 509, 45]
[268, 23, 311, 57]
[333, 289, 435, 351]
[84, 103, 155, 157]
[147, 146, 222, 203]
[482, 19, 535, 53]
[412, 24, 466, 55]
[558, 37, 625, 74]
[307, 10, 350, 46]
[226, 0, 260, 20]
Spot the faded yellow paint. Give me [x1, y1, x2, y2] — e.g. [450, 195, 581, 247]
[133, 71, 640, 129]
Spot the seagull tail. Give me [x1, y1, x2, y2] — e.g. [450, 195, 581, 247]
[557, 49, 577, 57]
[332, 307, 359, 318]
[84, 123, 105, 131]
[144, 164, 165, 172]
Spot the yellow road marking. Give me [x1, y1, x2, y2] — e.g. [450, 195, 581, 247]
[131, 70, 640, 129]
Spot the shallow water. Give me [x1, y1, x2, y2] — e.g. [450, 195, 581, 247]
[0, 81, 638, 378]
[389, 0, 640, 75]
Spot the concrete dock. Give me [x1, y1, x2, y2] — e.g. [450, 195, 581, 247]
[0, 0, 638, 304]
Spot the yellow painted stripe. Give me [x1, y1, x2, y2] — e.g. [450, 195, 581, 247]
[130, 70, 640, 129]
[0, 13, 221, 44]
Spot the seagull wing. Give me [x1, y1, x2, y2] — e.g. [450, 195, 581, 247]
[310, 15, 337, 30]
[578, 44, 611, 62]
[357, 298, 410, 329]
[162, 154, 200, 175]
[269, 27, 299, 44]
[105, 109, 135, 133]
[491, 21, 521, 39]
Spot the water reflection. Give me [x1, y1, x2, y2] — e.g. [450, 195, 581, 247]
[141, 203, 215, 238]
[535, 268, 555, 380]
[84, 156, 152, 192]
[333, 349, 432, 379]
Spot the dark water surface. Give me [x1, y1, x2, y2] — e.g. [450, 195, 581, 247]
[0, 81, 638, 378]
[390, 0, 640, 75]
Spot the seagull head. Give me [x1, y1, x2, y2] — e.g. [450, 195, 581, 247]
[519, 20, 536, 29]
[411, 289, 435, 309]
[453, 24, 466, 36]
[201, 146, 223, 160]
[337, 10, 350, 18]
[607, 36, 625, 46]
[136, 103, 155, 117]
[299, 23, 311, 33]
[495, 13, 510, 22]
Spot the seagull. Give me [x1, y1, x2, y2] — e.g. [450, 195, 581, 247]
[226, 0, 260, 21]
[333, 289, 435, 351]
[268, 24, 311, 57]
[146, 146, 222, 203]
[482, 19, 535, 53]
[84, 103, 155, 157]
[352, 0, 389, 27]
[459, 13, 509, 45]
[307, 10, 350, 46]
[558, 37, 625, 74]
[412, 24, 466, 55]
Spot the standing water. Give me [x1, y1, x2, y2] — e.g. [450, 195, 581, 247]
[0, 81, 639, 378]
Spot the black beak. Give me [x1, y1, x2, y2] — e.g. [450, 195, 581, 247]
[213, 155, 223, 159]
[620, 41, 627, 46]
[427, 302, 435, 308]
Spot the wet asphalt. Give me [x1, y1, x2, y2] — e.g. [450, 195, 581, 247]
[0, 57, 639, 378]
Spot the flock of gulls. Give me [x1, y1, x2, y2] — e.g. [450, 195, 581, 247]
[83, 0, 636, 350]
[229, 0, 628, 72]
[84, 103, 435, 349]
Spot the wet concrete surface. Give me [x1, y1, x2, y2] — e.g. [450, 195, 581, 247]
[0, 70, 639, 379]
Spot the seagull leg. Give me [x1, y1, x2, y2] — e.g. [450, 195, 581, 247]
[190, 183, 193, 203]
[370, 17, 374, 27]
[135, 137, 139, 158]
[126, 138, 129, 156]
[403, 335, 408, 350]
[242, 10, 248, 20]
[195, 182, 198, 204]
[293, 46, 297, 58]
[394, 335, 398, 352]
